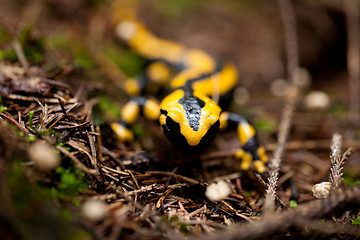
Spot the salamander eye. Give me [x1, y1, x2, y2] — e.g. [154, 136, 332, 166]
[163, 116, 182, 139]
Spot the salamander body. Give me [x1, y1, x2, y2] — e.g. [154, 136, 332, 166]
[111, 20, 268, 173]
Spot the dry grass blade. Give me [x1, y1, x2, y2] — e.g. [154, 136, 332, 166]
[329, 133, 352, 188]
[12, 40, 29, 69]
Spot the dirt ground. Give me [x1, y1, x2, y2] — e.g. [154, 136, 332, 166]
[0, 0, 359, 239]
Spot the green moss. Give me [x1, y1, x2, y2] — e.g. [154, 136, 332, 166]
[0, 106, 7, 113]
[289, 200, 298, 208]
[103, 44, 145, 77]
[344, 177, 360, 187]
[255, 117, 277, 133]
[11, 26, 46, 64]
[352, 216, 360, 225]
[5, 160, 91, 239]
[0, 27, 12, 44]
[47, 32, 95, 69]
[52, 166, 89, 199]
[0, 49, 18, 61]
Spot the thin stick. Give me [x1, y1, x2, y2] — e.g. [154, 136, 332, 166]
[146, 171, 200, 185]
[191, 185, 360, 240]
[12, 40, 29, 69]
[0, 112, 32, 135]
[56, 145, 98, 175]
[329, 133, 343, 188]
[344, 0, 360, 140]
[264, 0, 300, 212]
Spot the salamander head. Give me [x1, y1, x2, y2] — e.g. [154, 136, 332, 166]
[159, 89, 221, 153]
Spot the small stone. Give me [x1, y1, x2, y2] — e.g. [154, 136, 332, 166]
[312, 182, 331, 198]
[28, 141, 60, 171]
[205, 180, 232, 201]
[81, 199, 107, 222]
[115, 21, 137, 40]
[304, 91, 330, 110]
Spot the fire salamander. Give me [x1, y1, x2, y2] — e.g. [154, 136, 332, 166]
[110, 20, 268, 173]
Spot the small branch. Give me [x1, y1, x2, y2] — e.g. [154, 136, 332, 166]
[329, 133, 344, 188]
[294, 218, 360, 237]
[265, 0, 300, 212]
[344, 0, 360, 140]
[146, 171, 200, 185]
[278, 0, 299, 78]
[0, 112, 32, 136]
[12, 40, 29, 70]
[191, 185, 360, 240]
[56, 145, 98, 175]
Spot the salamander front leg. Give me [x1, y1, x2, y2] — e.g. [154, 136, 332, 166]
[111, 97, 160, 143]
[220, 112, 268, 173]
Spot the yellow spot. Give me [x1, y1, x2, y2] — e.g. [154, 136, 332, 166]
[253, 160, 266, 173]
[235, 149, 245, 159]
[240, 152, 253, 171]
[118, 20, 185, 64]
[237, 123, 255, 146]
[110, 123, 134, 142]
[171, 69, 204, 89]
[159, 114, 167, 127]
[121, 101, 139, 124]
[220, 112, 229, 130]
[169, 48, 217, 89]
[146, 62, 171, 84]
[143, 99, 160, 121]
[124, 78, 140, 96]
[257, 146, 268, 163]
[183, 48, 216, 72]
[160, 89, 185, 109]
[191, 62, 238, 96]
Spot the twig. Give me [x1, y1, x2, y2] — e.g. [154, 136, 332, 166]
[329, 133, 344, 188]
[12, 40, 29, 69]
[87, 131, 97, 168]
[255, 173, 287, 209]
[146, 171, 200, 185]
[265, 0, 300, 212]
[56, 145, 98, 175]
[344, 0, 360, 140]
[96, 126, 103, 163]
[294, 218, 360, 237]
[0, 112, 32, 135]
[266, 139, 360, 151]
[191, 185, 360, 240]
[6, 94, 78, 104]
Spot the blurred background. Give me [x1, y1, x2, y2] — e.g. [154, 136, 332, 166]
[1, 1, 360, 239]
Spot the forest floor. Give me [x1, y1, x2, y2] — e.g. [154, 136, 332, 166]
[0, 0, 360, 239]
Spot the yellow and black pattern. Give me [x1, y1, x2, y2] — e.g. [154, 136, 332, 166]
[112, 18, 268, 173]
